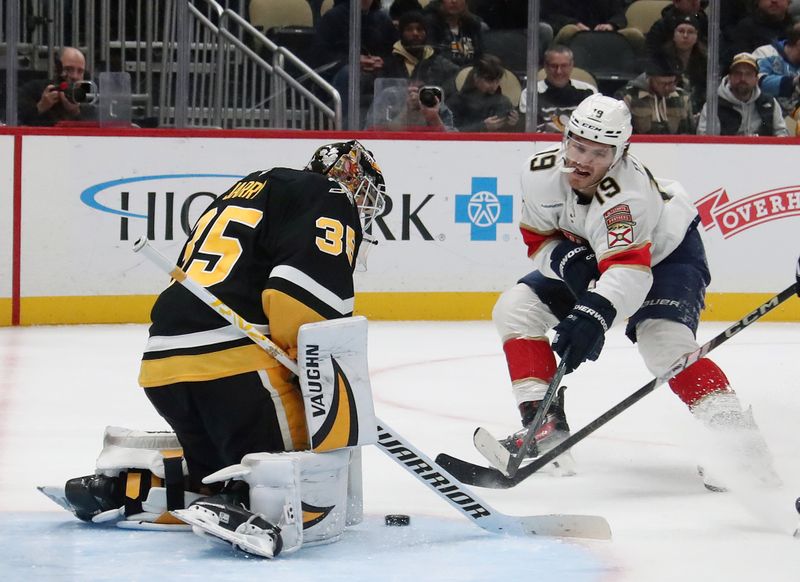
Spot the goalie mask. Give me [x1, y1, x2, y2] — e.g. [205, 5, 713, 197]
[562, 94, 632, 172]
[306, 140, 386, 235]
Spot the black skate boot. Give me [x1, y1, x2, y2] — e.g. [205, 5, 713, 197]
[499, 387, 575, 475]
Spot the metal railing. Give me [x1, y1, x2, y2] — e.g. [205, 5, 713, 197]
[2, 0, 341, 129]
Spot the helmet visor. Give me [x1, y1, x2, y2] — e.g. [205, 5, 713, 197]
[563, 135, 616, 168]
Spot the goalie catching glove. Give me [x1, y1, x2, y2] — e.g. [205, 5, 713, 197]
[552, 292, 616, 373]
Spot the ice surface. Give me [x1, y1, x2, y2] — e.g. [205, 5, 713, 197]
[1, 321, 799, 580]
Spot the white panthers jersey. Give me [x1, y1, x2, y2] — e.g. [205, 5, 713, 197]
[519, 145, 698, 319]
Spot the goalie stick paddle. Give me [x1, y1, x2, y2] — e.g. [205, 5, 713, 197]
[133, 237, 611, 540]
[474, 349, 571, 477]
[436, 282, 799, 489]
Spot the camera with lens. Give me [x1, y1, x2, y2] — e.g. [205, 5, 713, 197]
[418, 86, 443, 108]
[50, 79, 97, 104]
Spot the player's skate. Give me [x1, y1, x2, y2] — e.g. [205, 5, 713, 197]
[173, 498, 285, 559]
[499, 388, 576, 476]
[692, 392, 781, 490]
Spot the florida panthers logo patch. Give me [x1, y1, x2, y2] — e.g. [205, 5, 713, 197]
[603, 204, 635, 248]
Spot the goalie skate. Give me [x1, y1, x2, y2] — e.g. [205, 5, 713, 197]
[172, 500, 284, 559]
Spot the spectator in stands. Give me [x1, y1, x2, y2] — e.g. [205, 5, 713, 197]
[616, 58, 694, 134]
[389, 0, 423, 28]
[518, 45, 597, 133]
[18, 46, 94, 126]
[472, 0, 554, 55]
[646, 0, 708, 57]
[755, 25, 800, 116]
[727, 0, 795, 57]
[657, 14, 708, 113]
[697, 52, 788, 135]
[381, 11, 459, 94]
[364, 78, 455, 130]
[313, 0, 397, 125]
[313, 0, 397, 81]
[423, 0, 484, 67]
[446, 54, 519, 131]
[544, 0, 645, 54]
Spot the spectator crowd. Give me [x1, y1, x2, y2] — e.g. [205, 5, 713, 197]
[8, 0, 800, 135]
[309, 0, 800, 135]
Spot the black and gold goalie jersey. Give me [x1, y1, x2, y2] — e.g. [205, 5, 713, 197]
[139, 168, 363, 387]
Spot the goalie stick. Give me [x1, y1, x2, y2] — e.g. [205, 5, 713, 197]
[473, 350, 570, 477]
[436, 282, 799, 489]
[133, 237, 611, 540]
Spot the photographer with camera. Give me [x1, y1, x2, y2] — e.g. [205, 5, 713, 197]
[18, 47, 96, 126]
[364, 78, 455, 131]
[446, 54, 519, 132]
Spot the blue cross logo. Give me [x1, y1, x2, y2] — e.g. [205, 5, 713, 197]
[455, 177, 513, 241]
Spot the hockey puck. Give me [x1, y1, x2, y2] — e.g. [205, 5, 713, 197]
[385, 514, 410, 526]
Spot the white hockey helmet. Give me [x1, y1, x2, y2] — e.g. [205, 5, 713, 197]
[564, 94, 632, 166]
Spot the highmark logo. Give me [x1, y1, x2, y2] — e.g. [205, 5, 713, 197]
[80, 173, 243, 240]
[696, 185, 800, 238]
[454, 177, 513, 241]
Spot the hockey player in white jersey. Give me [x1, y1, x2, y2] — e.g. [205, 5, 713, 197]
[493, 94, 779, 488]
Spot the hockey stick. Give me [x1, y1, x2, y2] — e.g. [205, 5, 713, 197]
[436, 282, 798, 489]
[473, 350, 570, 477]
[134, 237, 611, 540]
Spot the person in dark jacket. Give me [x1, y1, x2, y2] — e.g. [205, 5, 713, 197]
[312, 0, 397, 80]
[646, 0, 708, 57]
[423, 0, 484, 67]
[18, 46, 96, 126]
[313, 0, 397, 125]
[545, 0, 645, 53]
[446, 54, 519, 131]
[726, 0, 796, 60]
[380, 10, 459, 95]
[656, 14, 708, 113]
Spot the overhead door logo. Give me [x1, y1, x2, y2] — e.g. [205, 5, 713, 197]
[697, 186, 800, 238]
[455, 177, 513, 241]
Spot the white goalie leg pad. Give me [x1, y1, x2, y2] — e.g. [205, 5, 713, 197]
[298, 316, 378, 452]
[95, 425, 186, 479]
[37, 426, 194, 528]
[294, 449, 351, 546]
[201, 448, 352, 550]
[199, 453, 304, 554]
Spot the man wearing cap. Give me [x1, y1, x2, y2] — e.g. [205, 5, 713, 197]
[615, 57, 694, 134]
[697, 52, 788, 136]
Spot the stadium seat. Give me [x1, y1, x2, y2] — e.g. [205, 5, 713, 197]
[482, 29, 528, 79]
[536, 66, 598, 90]
[249, 0, 314, 30]
[455, 65, 522, 108]
[624, 1, 670, 36]
[567, 31, 641, 84]
[320, 0, 333, 16]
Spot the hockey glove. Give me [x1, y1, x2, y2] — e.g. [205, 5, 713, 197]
[549, 240, 599, 298]
[552, 292, 616, 373]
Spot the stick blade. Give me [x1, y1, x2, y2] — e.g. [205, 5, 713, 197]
[435, 453, 517, 488]
[473, 427, 512, 475]
[513, 514, 612, 540]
